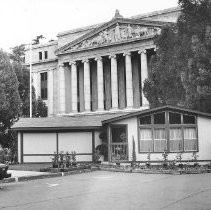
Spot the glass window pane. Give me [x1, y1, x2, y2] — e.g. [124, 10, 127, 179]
[154, 112, 165, 124]
[139, 129, 153, 152]
[169, 112, 181, 124]
[170, 128, 182, 152]
[154, 128, 167, 152]
[184, 128, 197, 151]
[183, 115, 196, 124]
[140, 115, 151, 125]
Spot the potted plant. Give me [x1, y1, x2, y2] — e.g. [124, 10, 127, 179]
[131, 136, 136, 168]
[176, 143, 184, 168]
[52, 152, 59, 168]
[58, 151, 65, 168]
[146, 149, 151, 168]
[65, 151, 71, 168]
[71, 151, 77, 166]
[162, 149, 169, 169]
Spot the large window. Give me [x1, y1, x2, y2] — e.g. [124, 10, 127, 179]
[139, 112, 197, 153]
[41, 72, 47, 100]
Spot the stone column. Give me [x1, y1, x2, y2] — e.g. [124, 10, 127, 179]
[138, 49, 149, 107]
[70, 61, 78, 113]
[83, 59, 91, 112]
[58, 64, 66, 114]
[109, 54, 118, 109]
[95, 57, 104, 111]
[48, 69, 54, 116]
[123, 52, 133, 109]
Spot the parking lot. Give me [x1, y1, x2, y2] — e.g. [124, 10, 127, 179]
[0, 171, 211, 210]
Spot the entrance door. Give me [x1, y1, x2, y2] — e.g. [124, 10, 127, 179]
[111, 125, 128, 161]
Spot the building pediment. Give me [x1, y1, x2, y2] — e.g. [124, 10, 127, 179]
[56, 18, 164, 55]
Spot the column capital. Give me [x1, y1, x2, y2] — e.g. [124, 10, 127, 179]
[95, 56, 102, 61]
[123, 52, 131, 56]
[69, 61, 76, 66]
[109, 54, 116, 59]
[138, 49, 147, 54]
[82, 58, 89, 63]
[58, 63, 65, 68]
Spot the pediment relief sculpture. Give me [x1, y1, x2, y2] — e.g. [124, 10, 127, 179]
[69, 24, 161, 51]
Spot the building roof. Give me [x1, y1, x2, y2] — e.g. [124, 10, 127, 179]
[11, 112, 129, 131]
[102, 106, 211, 124]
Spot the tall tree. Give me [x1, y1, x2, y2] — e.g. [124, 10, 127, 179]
[144, 0, 211, 112]
[10, 44, 48, 117]
[0, 50, 20, 148]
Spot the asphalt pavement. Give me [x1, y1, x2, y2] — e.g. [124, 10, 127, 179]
[0, 171, 211, 210]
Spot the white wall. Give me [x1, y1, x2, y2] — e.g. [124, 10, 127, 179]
[197, 116, 211, 160]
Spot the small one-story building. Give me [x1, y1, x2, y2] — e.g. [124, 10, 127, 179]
[12, 106, 211, 163]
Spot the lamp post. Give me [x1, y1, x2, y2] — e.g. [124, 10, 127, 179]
[29, 42, 32, 118]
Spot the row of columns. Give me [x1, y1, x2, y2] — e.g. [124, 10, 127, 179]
[58, 49, 149, 114]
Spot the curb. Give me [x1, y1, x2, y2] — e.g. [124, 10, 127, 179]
[0, 168, 96, 184]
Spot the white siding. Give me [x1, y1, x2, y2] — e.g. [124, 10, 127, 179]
[197, 116, 211, 160]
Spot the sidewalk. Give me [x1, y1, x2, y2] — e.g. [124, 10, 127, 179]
[8, 170, 49, 178]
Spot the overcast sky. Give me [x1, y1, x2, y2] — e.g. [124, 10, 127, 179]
[0, 0, 178, 52]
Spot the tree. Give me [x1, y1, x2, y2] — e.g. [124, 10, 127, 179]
[10, 44, 48, 117]
[32, 35, 45, 45]
[144, 0, 211, 112]
[0, 49, 21, 149]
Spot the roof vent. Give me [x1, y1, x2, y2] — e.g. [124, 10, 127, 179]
[113, 9, 123, 19]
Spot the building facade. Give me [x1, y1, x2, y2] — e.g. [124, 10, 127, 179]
[25, 7, 180, 117]
[17, 7, 211, 164]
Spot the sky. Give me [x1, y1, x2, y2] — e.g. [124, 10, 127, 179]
[0, 0, 178, 52]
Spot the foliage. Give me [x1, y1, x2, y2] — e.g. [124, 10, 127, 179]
[146, 149, 151, 167]
[93, 149, 101, 163]
[97, 130, 108, 160]
[10, 44, 48, 118]
[32, 35, 45, 45]
[131, 136, 136, 167]
[162, 150, 169, 168]
[144, 0, 211, 112]
[0, 49, 21, 149]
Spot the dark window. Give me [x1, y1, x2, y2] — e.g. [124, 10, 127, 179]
[44, 51, 48, 59]
[40, 72, 47, 99]
[169, 112, 181, 124]
[183, 114, 196, 124]
[154, 112, 165, 124]
[39, 52, 42, 60]
[140, 115, 151, 125]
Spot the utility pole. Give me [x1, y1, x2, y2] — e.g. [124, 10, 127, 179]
[29, 42, 32, 118]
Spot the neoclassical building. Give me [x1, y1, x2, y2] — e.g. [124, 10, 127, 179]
[14, 7, 211, 163]
[25, 7, 180, 116]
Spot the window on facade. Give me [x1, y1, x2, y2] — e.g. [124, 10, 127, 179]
[184, 128, 197, 151]
[40, 72, 47, 99]
[183, 114, 196, 124]
[138, 111, 198, 153]
[154, 128, 167, 152]
[170, 128, 182, 152]
[169, 112, 181, 124]
[140, 115, 151, 125]
[39, 52, 42, 60]
[154, 112, 165, 124]
[44, 51, 48, 59]
[139, 128, 153, 152]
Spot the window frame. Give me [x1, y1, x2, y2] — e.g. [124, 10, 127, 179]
[40, 72, 48, 100]
[138, 111, 198, 154]
[39, 52, 42, 60]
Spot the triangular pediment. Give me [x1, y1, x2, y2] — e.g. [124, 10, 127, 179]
[56, 18, 164, 55]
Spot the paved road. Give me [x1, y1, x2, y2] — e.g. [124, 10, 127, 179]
[0, 171, 211, 210]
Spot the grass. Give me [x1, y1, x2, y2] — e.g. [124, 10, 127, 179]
[9, 163, 51, 172]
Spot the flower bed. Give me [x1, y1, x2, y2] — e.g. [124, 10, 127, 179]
[99, 162, 211, 175]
